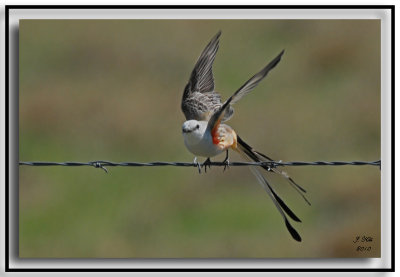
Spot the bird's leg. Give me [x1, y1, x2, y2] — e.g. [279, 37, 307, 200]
[222, 150, 230, 172]
[202, 157, 212, 173]
[193, 156, 201, 174]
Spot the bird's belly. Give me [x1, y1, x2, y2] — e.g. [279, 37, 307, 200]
[184, 136, 223, 158]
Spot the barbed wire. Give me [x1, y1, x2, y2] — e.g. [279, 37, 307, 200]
[19, 160, 381, 173]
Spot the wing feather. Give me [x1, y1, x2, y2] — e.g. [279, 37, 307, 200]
[230, 50, 284, 105]
[188, 31, 221, 94]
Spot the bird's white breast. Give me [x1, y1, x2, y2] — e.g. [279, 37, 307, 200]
[183, 127, 223, 158]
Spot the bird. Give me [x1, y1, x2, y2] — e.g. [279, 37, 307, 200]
[180, 31, 309, 242]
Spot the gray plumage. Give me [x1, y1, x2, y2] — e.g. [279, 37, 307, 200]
[180, 32, 307, 241]
[181, 31, 284, 125]
[181, 31, 233, 122]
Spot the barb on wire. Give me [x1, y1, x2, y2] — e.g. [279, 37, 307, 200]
[19, 160, 381, 173]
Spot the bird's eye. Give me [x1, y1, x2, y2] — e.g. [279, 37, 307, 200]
[196, 124, 200, 129]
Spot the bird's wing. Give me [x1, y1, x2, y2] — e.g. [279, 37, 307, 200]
[230, 50, 284, 105]
[206, 91, 234, 132]
[185, 31, 221, 96]
[182, 31, 224, 121]
[181, 92, 224, 121]
[204, 49, 284, 126]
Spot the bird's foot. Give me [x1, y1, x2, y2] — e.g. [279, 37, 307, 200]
[222, 151, 230, 172]
[193, 157, 201, 174]
[202, 158, 212, 173]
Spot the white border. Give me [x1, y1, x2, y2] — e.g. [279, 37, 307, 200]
[6, 7, 392, 271]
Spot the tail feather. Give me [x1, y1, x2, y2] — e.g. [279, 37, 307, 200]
[241, 151, 302, 242]
[238, 136, 310, 205]
[255, 149, 308, 195]
[236, 135, 308, 242]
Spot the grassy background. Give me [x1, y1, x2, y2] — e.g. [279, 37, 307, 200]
[19, 20, 380, 258]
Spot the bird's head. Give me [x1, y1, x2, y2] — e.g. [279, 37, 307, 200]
[182, 120, 207, 142]
[182, 120, 202, 134]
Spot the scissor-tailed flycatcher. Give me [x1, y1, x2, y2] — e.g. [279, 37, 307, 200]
[181, 31, 309, 242]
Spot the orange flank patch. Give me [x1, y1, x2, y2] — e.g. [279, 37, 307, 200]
[231, 132, 238, 150]
[211, 120, 221, 145]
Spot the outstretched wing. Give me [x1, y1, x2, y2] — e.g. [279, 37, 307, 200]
[230, 50, 284, 105]
[184, 31, 221, 97]
[182, 33, 283, 123]
[206, 91, 234, 132]
[202, 49, 284, 125]
[182, 31, 225, 121]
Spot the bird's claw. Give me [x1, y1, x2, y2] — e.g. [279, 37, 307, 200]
[194, 157, 202, 174]
[222, 150, 230, 172]
[222, 157, 230, 172]
[202, 158, 212, 173]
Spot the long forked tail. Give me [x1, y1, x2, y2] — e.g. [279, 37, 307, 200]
[235, 135, 308, 242]
[237, 136, 310, 205]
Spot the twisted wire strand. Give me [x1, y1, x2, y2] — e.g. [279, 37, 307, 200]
[19, 160, 381, 173]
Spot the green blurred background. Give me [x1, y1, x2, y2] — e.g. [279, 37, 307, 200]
[19, 20, 380, 258]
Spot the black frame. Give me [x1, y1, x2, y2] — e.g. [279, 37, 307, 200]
[5, 4, 395, 272]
